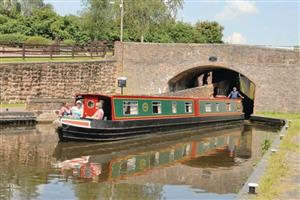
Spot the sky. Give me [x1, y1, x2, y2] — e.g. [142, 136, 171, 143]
[44, 0, 300, 46]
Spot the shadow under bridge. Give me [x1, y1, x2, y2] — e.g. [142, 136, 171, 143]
[168, 66, 256, 118]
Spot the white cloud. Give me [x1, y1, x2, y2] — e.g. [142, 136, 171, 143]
[216, 0, 258, 20]
[225, 32, 247, 44]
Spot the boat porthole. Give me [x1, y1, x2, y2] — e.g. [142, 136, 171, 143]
[87, 100, 95, 108]
[142, 103, 149, 112]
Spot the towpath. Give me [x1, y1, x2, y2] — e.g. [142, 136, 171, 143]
[276, 133, 300, 200]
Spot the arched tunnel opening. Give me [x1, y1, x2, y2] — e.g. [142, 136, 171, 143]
[168, 67, 255, 119]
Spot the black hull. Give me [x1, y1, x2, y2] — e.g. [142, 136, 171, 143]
[57, 114, 244, 142]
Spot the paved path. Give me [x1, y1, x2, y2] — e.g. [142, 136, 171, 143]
[276, 133, 300, 200]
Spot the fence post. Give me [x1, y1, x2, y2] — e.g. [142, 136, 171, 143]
[22, 44, 25, 60]
[50, 45, 53, 59]
[103, 42, 107, 57]
[90, 43, 93, 58]
[72, 45, 75, 59]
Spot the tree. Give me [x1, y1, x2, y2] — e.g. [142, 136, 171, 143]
[194, 21, 224, 43]
[81, 0, 115, 40]
[81, 0, 183, 42]
[20, 0, 45, 16]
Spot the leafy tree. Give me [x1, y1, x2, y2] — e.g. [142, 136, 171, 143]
[0, 0, 225, 45]
[82, 0, 183, 42]
[20, 0, 45, 16]
[81, 0, 115, 40]
[194, 21, 224, 43]
[0, 0, 21, 17]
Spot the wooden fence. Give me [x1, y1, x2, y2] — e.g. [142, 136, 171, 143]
[0, 41, 114, 59]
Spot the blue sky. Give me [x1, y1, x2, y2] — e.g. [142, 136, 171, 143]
[44, 0, 300, 46]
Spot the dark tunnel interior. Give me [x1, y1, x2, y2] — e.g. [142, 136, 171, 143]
[168, 67, 255, 118]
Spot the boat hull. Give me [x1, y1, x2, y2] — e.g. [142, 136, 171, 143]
[57, 114, 244, 142]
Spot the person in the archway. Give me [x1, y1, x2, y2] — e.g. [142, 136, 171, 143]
[228, 87, 244, 99]
[202, 72, 210, 86]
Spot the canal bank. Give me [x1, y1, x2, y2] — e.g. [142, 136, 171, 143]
[237, 113, 300, 200]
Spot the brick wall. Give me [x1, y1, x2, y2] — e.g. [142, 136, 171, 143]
[0, 60, 118, 103]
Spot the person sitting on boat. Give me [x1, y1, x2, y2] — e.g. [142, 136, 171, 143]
[228, 87, 244, 99]
[71, 100, 83, 118]
[58, 102, 72, 117]
[89, 101, 104, 120]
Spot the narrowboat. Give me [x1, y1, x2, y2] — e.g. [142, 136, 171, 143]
[56, 94, 244, 142]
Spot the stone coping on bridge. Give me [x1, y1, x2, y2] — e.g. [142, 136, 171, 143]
[120, 42, 299, 52]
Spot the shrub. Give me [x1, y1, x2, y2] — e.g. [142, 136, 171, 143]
[25, 36, 52, 45]
[0, 14, 9, 24]
[0, 33, 28, 45]
[62, 39, 76, 46]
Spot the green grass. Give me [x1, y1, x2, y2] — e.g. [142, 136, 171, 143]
[0, 103, 26, 108]
[254, 112, 300, 200]
[0, 56, 108, 63]
[257, 112, 300, 120]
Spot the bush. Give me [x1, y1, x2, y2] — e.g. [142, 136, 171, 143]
[0, 33, 28, 45]
[62, 39, 76, 46]
[0, 14, 9, 24]
[25, 36, 52, 45]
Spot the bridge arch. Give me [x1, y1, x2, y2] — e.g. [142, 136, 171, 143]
[116, 42, 300, 113]
[168, 65, 256, 118]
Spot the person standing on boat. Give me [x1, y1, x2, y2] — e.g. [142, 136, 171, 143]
[90, 101, 104, 120]
[58, 102, 72, 117]
[71, 100, 83, 118]
[228, 87, 244, 99]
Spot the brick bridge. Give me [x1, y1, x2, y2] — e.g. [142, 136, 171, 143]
[0, 42, 299, 114]
[115, 42, 300, 113]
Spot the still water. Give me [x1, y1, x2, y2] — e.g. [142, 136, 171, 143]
[0, 122, 280, 200]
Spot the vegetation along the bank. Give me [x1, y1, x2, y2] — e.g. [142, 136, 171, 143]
[0, 0, 224, 44]
[254, 113, 300, 200]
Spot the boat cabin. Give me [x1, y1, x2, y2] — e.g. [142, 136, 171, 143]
[75, 94, 242, 121]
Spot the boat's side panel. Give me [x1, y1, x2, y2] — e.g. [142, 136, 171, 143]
[112, 97, 242, 120]
[112, 97, 195, 120]
[199, 99, 242, 116]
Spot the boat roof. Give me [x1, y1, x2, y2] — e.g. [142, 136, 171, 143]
[75, 93, 238, 101]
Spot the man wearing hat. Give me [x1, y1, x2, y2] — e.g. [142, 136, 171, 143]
[71, 100, 83, 118]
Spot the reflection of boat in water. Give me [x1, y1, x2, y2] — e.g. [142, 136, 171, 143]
[52, 123, 252, 183]
[56, 94, 244, 142]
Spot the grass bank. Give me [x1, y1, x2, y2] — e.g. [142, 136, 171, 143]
[0, 103, 26, 108]
[254, 112, 300, 200]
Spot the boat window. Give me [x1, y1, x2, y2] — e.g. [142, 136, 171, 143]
[185, 102, 192, 113]
[226, 103, 232, 112]
[87, 100, 95, 109]
[152, 101, 162, 114]
[215, 103, 219, 112]
[172, 101, 177, 113]
[123, 101, 138, 115]
[205, 103, 212, 112]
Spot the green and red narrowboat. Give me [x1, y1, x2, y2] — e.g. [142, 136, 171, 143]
[56, 94, 244, 142]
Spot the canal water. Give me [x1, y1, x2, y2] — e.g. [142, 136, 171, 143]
[0, 122, 280, 200]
